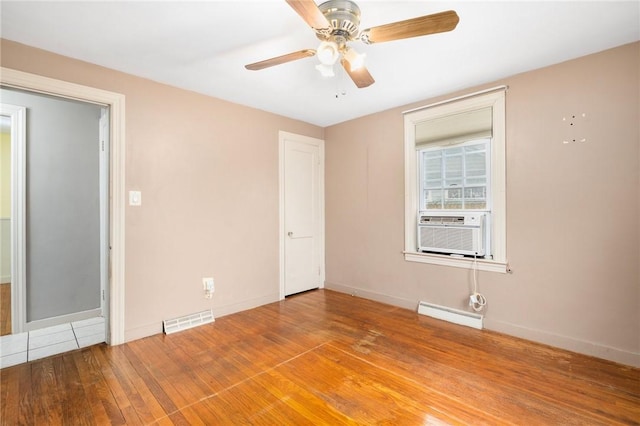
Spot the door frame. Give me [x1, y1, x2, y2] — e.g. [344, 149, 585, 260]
[1, 67, 126, 345]
[0, 103, 26, 334]
[278, 131, 325, 300]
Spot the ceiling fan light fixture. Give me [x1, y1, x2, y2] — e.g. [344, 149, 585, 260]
[317, 40, 340, 65]
[246, 1, 460, 90]
[343, 47, 366, 71]
[315, 63, 335, 77]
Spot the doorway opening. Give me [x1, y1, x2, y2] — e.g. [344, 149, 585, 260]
[0, 67, 125, 368]
[2, 88, 109, 335]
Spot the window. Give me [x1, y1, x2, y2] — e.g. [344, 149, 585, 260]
[404, 87, 507, 273]
[420, 139, 490, 211]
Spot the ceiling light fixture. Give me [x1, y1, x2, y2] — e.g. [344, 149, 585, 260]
[315, 40, 340, 77]
[343, 47, 366, 71]
[315, 63, 335, 77]
[246, 0, 461, 90]
[316, 40, 340, 65]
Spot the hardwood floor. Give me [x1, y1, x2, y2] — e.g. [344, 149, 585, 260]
[1, 289, 638, 425]
[0, 283, 10, 336]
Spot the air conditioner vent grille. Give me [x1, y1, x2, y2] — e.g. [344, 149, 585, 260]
[163, 309, 215, 335]
[418, 213, 486, 256]
[421, 226, 474, 252]
[420, 216, 465, 225]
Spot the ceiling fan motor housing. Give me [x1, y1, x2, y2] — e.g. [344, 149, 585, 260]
[317, 0, 361, 43]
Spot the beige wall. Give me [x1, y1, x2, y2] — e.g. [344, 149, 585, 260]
[325, 42, 640, 366]
[2, 37, 638, 366]
[0, 39, 323, 341]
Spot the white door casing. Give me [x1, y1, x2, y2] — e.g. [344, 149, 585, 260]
[279, 131, 324, 298]
[0, 103, 26, 334]
[0, 67, 126, 345]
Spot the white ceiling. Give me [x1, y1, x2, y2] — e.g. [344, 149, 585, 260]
[1, 1, 638, 127]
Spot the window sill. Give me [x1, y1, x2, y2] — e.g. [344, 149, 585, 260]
[403, 251, 509, 273]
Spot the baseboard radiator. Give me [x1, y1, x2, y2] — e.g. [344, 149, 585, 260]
[418, 301, 483, 330]
[163, 309, 215, 335]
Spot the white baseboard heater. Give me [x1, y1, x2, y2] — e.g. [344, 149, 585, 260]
[418, 301, 483, 330]
[163, 309, 215, 335]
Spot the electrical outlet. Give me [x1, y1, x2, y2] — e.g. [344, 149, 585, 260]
[469, 294, 478, 306]
[129, 190, 142, 206]
[203, 277, 214, 299]
[202, 277, 214, 291]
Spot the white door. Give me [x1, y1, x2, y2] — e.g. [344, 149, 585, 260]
[280, 132, 324, 297]
[99, 108, 109, 322]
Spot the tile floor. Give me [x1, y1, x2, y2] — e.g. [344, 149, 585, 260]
[0, 316, 105, 369]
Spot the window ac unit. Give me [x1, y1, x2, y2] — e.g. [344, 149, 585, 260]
[418, 213, 486, 256]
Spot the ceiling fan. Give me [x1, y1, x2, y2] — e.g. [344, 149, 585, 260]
[245, 0, 459, 88]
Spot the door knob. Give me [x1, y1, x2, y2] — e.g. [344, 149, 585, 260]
[287, 232, 293, 237]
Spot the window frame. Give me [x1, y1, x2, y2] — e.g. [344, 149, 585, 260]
[403, 87, 507, 273]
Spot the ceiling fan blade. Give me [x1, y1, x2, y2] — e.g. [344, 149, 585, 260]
[341, 58, 375, 88]
[245, 49, 316, 71]
[360, 10, 459, 44]
[285, 0, 331, 30]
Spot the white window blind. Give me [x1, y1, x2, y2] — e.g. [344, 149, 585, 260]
[415, 107, 492, 148]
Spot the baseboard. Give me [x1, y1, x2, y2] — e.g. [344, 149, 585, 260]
[324, 281, 417, 311]
[485, 318, 640, 368]
[325, 281, 640, 368]
[418, 301, 483, 330]
[124, 292, 281, 343]
[214, 292, 280, 318]
[0, 276, 10, 284]
[125, 322, 162, 343]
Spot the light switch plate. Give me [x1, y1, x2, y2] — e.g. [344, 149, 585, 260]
[129, 190, 142, 206]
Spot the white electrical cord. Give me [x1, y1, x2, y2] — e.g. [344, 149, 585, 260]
[470, 254, 487, 312]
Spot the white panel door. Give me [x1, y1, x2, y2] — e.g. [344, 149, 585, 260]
[281, 132, 323, 296]
[99, 107, 109, 319]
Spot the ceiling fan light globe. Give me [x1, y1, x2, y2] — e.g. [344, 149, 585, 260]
[344, 47, 366, 70]
[315, 63, 335, 77]
[317, 40, 340, 65]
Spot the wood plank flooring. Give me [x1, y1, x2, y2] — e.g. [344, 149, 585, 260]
[0, 283, 11, 336]
[1, 289, 638, 425]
